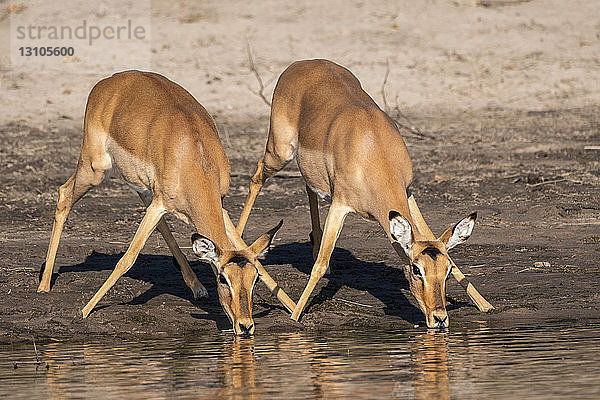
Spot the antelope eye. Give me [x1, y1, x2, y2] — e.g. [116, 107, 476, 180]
[218, 274, 228, 286]
[411, 264, 422, 277]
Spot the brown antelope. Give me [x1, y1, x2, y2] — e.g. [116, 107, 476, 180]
[37, 70, 295, 335]
[237, 59, 493, 328]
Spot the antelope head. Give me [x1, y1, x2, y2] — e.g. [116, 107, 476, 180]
[191, 221, 282, 335]
[389, 211, 477, 329]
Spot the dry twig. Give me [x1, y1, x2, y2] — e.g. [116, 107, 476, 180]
[246, 41, 273, 107]
[221, 124, 233, 148]
[380, 59, 430, 140]
[526, 178, 566, 188]
[475, 0, 534, 8]
[380, 59, 391, 113]
[336, 298, 374, 308]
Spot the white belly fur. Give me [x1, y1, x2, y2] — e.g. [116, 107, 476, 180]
[306, 182, 332, 203]
[106, 137, 155, 198]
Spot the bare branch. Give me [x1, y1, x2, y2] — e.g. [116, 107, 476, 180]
[526, 178, 567, 188]
[221, 123, 233, 148]
[380, 58, 391, 113]
[475, 0, 534, 8]
[246, 41, 272, 107]
[380, 59, 430, 140]
[336, 298, 375, 308]
[392, 95, 431, 140]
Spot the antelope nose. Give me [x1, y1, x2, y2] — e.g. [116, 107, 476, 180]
[238, 322, 254, 335]
[433, 313, 448, 329]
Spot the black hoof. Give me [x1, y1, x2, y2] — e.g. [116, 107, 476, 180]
[38, 262, 46, 283]
[192, 284, 209, 299]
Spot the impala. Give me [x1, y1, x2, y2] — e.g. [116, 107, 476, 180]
[237, 59, 493, 328]
[37, 70, 295, 334]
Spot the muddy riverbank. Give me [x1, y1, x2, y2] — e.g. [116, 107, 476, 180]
[1, 106, 599, 342]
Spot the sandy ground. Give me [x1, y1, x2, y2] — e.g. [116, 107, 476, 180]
[0, 0, 599, 341]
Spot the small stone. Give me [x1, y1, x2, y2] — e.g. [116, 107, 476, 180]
[533, 261, 550, 267]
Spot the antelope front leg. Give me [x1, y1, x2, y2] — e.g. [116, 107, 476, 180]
[407, 195, 494, 312]
[450, 265, 494, 312]
[137, 193, 208, 299]
[223, 209, 297, 313]
[81, 200, 166, 318]
[155, 220, 208, 299]
[291, 202, 349, 321]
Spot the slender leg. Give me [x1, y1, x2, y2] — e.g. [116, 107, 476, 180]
[223, 209, 297, 313]
[450, 265, 494, 312]
[81, 200, 166, 318]
[306, 185, 322, 261]
[291, 202, 349, 321]
[137, 192, 207, 299]
[306, 185, 330, 275]
[237, 159, 266, 235]
[237, 141, 295, 236]
[407, 194, 494, 312]
[39, 160, 107, 292]
[38, 175, 76, 292]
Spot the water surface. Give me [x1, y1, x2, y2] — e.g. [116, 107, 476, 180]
[2, 322, 599, 399]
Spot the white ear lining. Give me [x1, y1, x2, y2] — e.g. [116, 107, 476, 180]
[389, 211, 413, 253]
[192, 237, 219, 263]
[446, 217, 475, 250]
[455, 218, 475, 237]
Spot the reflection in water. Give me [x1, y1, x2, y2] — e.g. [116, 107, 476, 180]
[410, 333, 450, 400]
[2, 323, 600, 399]
[218, 336, 259, 399]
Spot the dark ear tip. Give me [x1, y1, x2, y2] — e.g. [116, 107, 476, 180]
[389, 210, 401, 220]
[267, 219, 284, 236]
[469, 211, 478, 221]
[191, 233, 202, 244]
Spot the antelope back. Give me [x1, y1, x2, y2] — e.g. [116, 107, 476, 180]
[83, 70, 230, 202]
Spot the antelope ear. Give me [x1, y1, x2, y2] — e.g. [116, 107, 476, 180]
[191, 233, 222, 264]
[248, 219, 283, 259]
[389, 211, 413, 255]
[439, 212, 477, 251]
